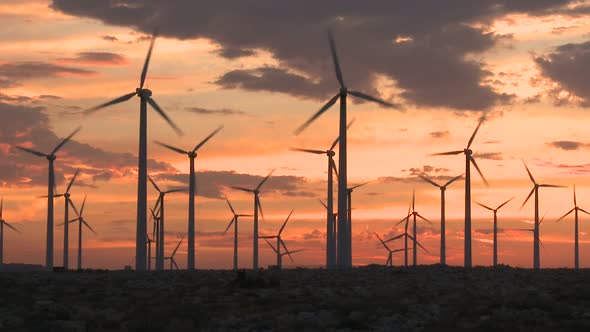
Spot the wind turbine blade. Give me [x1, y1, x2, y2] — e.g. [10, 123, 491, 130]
[140, 30, 157, 89]
[574, 185, 577, 206]
[147, 97, 183, 136]
[521, 187, 535, 209]
[539, 237, 546, 250]
[226, 199, 236, 215]
[418, 175, 440, 188]
[374, 232, 391, 251]
[407, 234, 429, 253]
[319, 199, 328, 209]
[79, 195, 87, 216]
[82, 220, 96, 234]
[412, 190, 415, 212]
[416, 213, 432, 224]
[469, 156, 488, 186]
[331, 158, 338, 178]
[264, 239, 278, 254]
[294, 93, 339, 135]
[0, 197, 2, 218]
[154, 140, 187, 155]
[257, 196, 264, 219]
[173, 259, 179, 270]
[327, 29, 345, 89]
[238, 214, 253, 217]
[224, 217, 235, 234]
[68, 197, 79, 217]
[284, 249, 304, 256]
[466, 118, 484, 149]
[172, 235, 185, 257]
[280, 238, 294, 263]
[443, 174, 464, 187]
[329, 117, 356, 151]
[351, 180, 372, 190]
[258, 235, 277, 239]
[384, 233, 405, 243]
[14, 146, 46, 157]
[84, 92, 136, 114]
[539, 184, 566, 188]
[51, 127, 81, 155]
[231, 186, 253, 193]
[289, 147, 325, 155]
[395, 215, 411, 226]
[256, 169, 274, 191]
[3, 221, 20, 233]
[164, 187, 188, 194]
[193, 125, 224, 152]
[66, 169, 80, 193]
[348, 90, 396, 108]
[496, 197, 514, 210]
[475, 202, 494, 211]
[392, 248, 407, 253]
[539, 210, 549, 225]
[431, 150, 463, 156]
[278, 210, 294, 235]
[148, 176, 161, 193]
[578, 207, 590, 216]
[523, 161, 536, 184]
[556, 208, 575, 222]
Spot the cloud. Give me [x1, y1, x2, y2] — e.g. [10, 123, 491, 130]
[0, 61, 95, 80]
[48, 0, 573, 111]
[101, 35, 118, 42]
[302, 229, 323, 241]
[472, 152, 503, 160]
[57, 52, 128, 66]
[429, 131, 449, 139]
[185, 106, 247, 116]
[547, 140, 589, 151]
[534, 40, 590, 106]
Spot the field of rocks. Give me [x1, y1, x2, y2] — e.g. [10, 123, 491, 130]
[1, 265, 590, 331]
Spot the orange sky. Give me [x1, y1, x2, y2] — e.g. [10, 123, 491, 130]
[2, 1, 590, 269]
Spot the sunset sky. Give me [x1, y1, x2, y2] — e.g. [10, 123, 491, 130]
[3, 0, 590, 270]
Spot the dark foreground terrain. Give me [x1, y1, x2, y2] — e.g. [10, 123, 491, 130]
[1, 265, 590, 331]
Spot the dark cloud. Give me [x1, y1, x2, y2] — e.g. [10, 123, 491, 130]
[0, 61, 95, 80]
[58, 52, 128, 66]
[429, 131, 449, 139]
[472, 152, 503, 160]
[474, 228, 505, 235]
[403, 165, 451, 177]
[185, 106, 247, 116]
[535, 40, 590, 106]
[547, 140, 589, 151]
[302, 229, 323, 241]
[0, 78, 19, 89]
[101, 35, 119, 42]
[49, 0, 576, 111]
[37, 95, 62, 100]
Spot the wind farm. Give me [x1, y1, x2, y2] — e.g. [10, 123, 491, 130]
[3, 1, 590, 330]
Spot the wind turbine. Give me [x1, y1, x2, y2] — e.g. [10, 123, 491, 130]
[513, 211, 549, 268]
[346, 180, 372, 265]
[374, 232, 408, 267]
[52, 169, 80, 270]
[521, 162, 564, 270]
[432, 119, 488, 268]
[67, 196, 96, 270]
[264, 239, 304, 270]
[232, 169, 274, 270]
[290, 119, 354, 269]
[224, 199, 252, 271]
[148, 204, 160, 271]
[149, 176, 187, 271]
[475, 197, 513, 267]
[155, 125, 223, 270]
[395, 190, 431, 266]
[15, 127, 81, 269]
[259, 210, 294, 270]
[84, 30, 183, 271]
[0, 197, 20, 265]
[557, 185, 589, 270]
[384, 221, 428, 268]
[164, 235, 185, 270]
[294, 30, 398, 268]
[419, 174, 463, 266]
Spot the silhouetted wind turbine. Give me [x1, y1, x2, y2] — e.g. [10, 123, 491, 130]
[385, 218, 428, 268]
[0, 197, 20, 265]
[513, 211, 549, 268]
[224, 199, 252, 271]
[374, 233, 407, 266]
[419, 174, 462, 266]
[148, 205, 160, 271]
[557, 185, 589, 270]
[396, 190, 431, 266]
[433, 119, 488, 268]
[264, 239, 304, 269]
[345, 180, 373, 265]
[521, 162, 564, 270]
[51, 169, 80, 270]
[15, 127, 81, 269]
[294, 30, 398, 268]
[84, 30, 182, 271]
[475, 197, 513, 267]
[260, 210, 294, 270]
[155, 125, 223, 270]
[67, 196, 96, 270]
[149, 176, 187, 271]
[232, 169, 274, 270]
[165, 235, 185, 270]
[290, 119, 354, 269]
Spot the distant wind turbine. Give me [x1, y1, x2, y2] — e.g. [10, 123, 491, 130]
[260, 210, 295, 270]
[224, 199, 252, 271]
[51, 169, 80, 270]
[67, 196, 96, 270]
[396, 190, 431, 266]
[164, 235, 185, 270]
[84, 30, 183, 271]
[513, 210, 549, 268]
[521, 162, 564, 270]
[15, 127, 81, 269]
[155, 125, 223, 270]
[290, 119, 354, 269]
[374, 232, 407, 266]
[0, 197, 21, 265]
[346, 181, 372, 265]
[294, 30, 399, 268]
[419, 174, 463, 266]
[149, 176, 187, 271]
[147, 205, 160, 271]
[232, 169, 274, 270]
[475, 197, 513, 267]
[263, 239, 304, 270]
[556, 185, 589, 270]
[433, 118, 488, 268]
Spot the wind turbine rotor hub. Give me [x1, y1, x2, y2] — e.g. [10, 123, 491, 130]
[136, 88, 152, 98]
[47, 154, 56, 161]
[327, 150, 335, 157]
[64, 193, 70, 198]
[464, 149, 472, 156]
[340, 87, 347, 95]
[188, 151, 197, 158]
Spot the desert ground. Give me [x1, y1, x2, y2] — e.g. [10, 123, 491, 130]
[1, 265, 590, 331]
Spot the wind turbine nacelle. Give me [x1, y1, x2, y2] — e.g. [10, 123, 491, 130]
[136, 88, 152, 97]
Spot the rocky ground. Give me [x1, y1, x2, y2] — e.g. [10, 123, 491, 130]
[1, 265, 590, 331]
